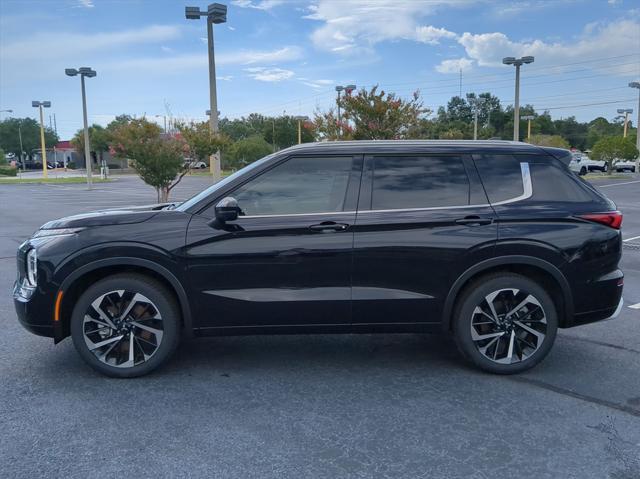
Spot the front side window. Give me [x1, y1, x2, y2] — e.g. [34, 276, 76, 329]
[371, 156, 470, 210]
[232, 156, 352, 216]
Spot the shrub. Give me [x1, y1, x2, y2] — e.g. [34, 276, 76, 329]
[0, 166, 18, 177]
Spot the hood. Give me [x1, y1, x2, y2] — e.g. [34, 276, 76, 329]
[39, 203, 174, 229]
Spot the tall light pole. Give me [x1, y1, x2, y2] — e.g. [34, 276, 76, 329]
[503, 56, 534, 141]
[617, 108, 633, 138]
[186, 3, 227, 181]
[629, 82, 640, 172]
[294, 116, 309, 144]
[66, 67, 97, 188]
[335, 84, 355, 139]
[521, 115, 535, 142]
[467, 95, 487, 140]
[31, 101, 51, 178]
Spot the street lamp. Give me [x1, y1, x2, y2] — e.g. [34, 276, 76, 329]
[521, 115, 535, 142]
[467, 95, 487, 140]
[186, 3, 227, 181]
[66, 67, 97, 188]
[31, 101, 51, 178]
[335, 84, 356, 139]
[629, 82, 640, 172]
[294, 116, 309, 144]
[617, 108, 633, 138]
[503, 56, 534, 141]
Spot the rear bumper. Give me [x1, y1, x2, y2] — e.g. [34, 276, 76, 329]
[563, 269, 624, 328]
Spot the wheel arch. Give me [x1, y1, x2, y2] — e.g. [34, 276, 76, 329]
[442, 255, 573, 332]
[56, 257, 193, 342]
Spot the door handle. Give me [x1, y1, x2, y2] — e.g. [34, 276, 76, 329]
[309, 222, 349, 232]
[455, 216, 493, 226]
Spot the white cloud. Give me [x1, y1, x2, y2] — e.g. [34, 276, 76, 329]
[304, 0, 468, 54]
[217, 75, 234, 81]
[222, 46, 303, 64]
[415, 26, 457, 45]
[299, 78, 334, 89]
[436, 57, 474, 73]
[75, 0, 94, 8]
[245, 67, 294, 82]
[1, 25, 181, 61]
[457, 18, 640, 75]
[232, 0, 284, 10]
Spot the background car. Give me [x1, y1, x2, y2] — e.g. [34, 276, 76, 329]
[614, 159, 637, 172]
[569, 152, 607, 174]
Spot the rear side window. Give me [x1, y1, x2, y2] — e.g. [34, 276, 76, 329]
[371, 156, 470, 209]
[528, 162, 594, 202]
[474, 154, 524, 203]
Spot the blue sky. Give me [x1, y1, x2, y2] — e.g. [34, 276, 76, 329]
[1, 0, 639, 139]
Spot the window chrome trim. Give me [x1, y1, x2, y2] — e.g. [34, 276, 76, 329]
[237, 163, 532, 218]
[490, 162, 532, 206]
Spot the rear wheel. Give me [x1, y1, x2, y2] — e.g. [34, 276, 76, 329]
[70, 274, 180, 378]
[453, 273, 558, 374]
[579, 166, 587, 176]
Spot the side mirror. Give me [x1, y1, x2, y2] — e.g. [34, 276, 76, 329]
[215, 196, 240, 222]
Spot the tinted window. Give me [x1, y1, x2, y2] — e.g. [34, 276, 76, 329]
[371, 156, 470, 209]
[474, 154, 524, 203]
[232, 156, 352, 216]
[529, 162, 594, 202]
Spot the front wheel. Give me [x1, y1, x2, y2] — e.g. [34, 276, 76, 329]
[453, 273, 558, 374]
[579, 166, 587, 176]
[70, 274, 180, 378]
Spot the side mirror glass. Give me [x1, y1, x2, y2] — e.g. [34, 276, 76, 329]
[215, 196, 240, 222]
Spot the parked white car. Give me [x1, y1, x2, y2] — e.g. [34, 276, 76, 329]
[614, 159, 637, 172]
[569, 153, 607, 175]
[189, 160, 207, 169]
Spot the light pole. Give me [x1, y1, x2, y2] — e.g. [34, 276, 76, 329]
[156, 114, 167, 133]
[617, 108, 633, 138]
[503, 56, 534, 141]
[294, 116, 309, 144]
[186, 3, 227, 181]
[335, 84, 356, 139]
[66, 67, 97, 188]
[467, 95, 487, 140]
[521, 115, 535, 142]
[31, 101, 51, 178]
[629, 82, 640, 172]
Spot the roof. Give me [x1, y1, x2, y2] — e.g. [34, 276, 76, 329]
[281, 139, 548, 155]
[56, 140, 73, 149]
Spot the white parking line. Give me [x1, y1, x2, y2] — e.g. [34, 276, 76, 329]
[624, 235, 640, 243]
[598, 180, 640, 188]
[629, 303, 640, 310]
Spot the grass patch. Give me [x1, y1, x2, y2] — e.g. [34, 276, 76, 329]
[584, 173, 630, 181]
[0, 177, 113, 185]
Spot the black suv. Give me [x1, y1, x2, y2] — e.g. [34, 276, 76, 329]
[14, 141, 624, 377]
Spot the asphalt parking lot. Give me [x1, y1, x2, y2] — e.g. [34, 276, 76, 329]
[1, 174, 639, 478]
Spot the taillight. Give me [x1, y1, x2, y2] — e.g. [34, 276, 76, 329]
[578, 211, 623, 229]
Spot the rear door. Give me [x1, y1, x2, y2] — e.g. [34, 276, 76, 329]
[351, 153, 497, 328]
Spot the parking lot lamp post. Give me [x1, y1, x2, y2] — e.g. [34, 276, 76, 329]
[617, 108, 633, 138]
[503, 56, 534, 141]
[521, 115, 535, 142]
[186, 3, 227, 182]
[31, 101, 51, 179]
[335, 86, 344, 138]
[629, 82, 640, 172]
[294, 116, 309, 144]
[66, 67, 97, 189]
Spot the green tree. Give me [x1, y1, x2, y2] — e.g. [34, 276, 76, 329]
[263, 115, 315, 149]
[176, 121, 229, 168]
[314, 86, 429, 140]
[110, 118, 188, 201]
[527, 134, 570, 148]
[0, 117, 58, 158]
[0, 147, 6, 165]
[591, 136, 639, 174]
[71, 124, 111, 167]
[226, 135, 273, 169]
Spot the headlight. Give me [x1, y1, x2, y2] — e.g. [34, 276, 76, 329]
[26, 248, 37, 287]
[32, 228, 84, 238]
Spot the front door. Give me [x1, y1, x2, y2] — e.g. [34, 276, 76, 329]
[352, 154, 497, 328]
[185, 154, 362, 332]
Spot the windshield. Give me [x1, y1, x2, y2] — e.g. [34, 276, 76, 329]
[175, 153, 278, 212]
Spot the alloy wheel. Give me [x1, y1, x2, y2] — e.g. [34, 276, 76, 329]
[470, 288, 547, 365]
[82, 290, 164, 368]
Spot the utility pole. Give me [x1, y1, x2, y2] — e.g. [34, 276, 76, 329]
[32, 101, 51, 179]
[18, 124, 24, 172]
[522, 115, 535, 142]
[617, 109, 632, 138]
[629, 82, 640, 172]
[503, 56, 535, 141]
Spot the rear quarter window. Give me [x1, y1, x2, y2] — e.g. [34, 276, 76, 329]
[473, 154, 524, 203]
[527, 162, 596, 203]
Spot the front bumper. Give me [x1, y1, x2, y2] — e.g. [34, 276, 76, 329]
[13, 280, 55, 338]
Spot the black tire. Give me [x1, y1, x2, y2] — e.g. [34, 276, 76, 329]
[70, 274, 180, 378]
[453, 273, 558, 374]
[579, 167, 587, 176]
[602, 163, 608, 172]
